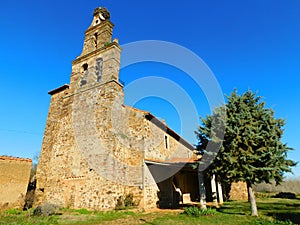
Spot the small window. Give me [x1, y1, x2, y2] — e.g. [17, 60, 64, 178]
[165, 134, 169, 149]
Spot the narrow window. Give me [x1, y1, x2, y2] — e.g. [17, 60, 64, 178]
[80, 63, 88, 86]
[94, 32, 98, 48]
[96, 58, 103, 82]
[165, 134, 169, 149]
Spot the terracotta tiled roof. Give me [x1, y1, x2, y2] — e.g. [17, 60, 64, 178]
[0, 156, 32, 162]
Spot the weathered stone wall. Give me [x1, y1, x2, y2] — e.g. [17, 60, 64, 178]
[34, 81, 142, 210]
[0, 156, 32, 210]
[35, 7, 195, 211]
[229, 181, 248, 200]
[35, 42, 145, 210]
[70, 43, 121, 91]
[144, 121, 193, 162]
[35, 80, 194, 210]
[81, 20, 114, 56]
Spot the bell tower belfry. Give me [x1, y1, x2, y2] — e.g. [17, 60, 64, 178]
[70, 7, 122, 92]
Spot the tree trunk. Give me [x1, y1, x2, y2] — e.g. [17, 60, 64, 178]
[247, 182, 258, 216]
[198, 170, 207, 209]
[211, 174, 218, 206]
[217, 180, 223, 204]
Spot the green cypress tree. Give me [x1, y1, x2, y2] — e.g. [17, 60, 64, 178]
[196, 89, 296, 216]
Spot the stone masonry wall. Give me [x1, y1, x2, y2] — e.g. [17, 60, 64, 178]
[229, 181, 248, 200]
[0, 156, 32, 210]
[35, 79, 194, 210]
[35, 8, 195, 211]
[35, 74, 146, 210]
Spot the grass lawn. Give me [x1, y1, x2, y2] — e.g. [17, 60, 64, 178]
[0, 197, 299, 225]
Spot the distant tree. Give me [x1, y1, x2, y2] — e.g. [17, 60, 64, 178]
[30, 153, 39, 180]
[196, 89, 296, 216]
[24, 153, 39, 209]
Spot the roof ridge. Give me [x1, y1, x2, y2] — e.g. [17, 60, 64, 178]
[0, 155, 32, 162]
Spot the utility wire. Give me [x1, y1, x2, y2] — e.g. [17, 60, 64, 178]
[0, 128, 42, 136]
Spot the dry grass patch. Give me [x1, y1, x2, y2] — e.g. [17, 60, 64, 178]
[254, 179, 300, 194]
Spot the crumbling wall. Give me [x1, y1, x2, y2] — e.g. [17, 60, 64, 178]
[0, 156, 32, 210]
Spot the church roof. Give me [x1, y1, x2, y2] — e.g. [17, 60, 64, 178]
[48, 84, 69, 95]
[144, 112, 195, 151]
[126, 105, 195, 151]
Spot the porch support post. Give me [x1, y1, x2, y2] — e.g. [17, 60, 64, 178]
[198, 169, 206, 209]
[211, 174, 218, 206]
[217, 179, 224, 205]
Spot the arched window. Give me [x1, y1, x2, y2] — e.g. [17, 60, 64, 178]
[82, 63, 88, 71]
[80, 63, 88, 86]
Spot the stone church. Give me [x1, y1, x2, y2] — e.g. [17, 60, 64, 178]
[34, 7, 226, 210]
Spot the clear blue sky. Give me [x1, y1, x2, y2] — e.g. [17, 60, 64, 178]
[0, 0, 299, 178]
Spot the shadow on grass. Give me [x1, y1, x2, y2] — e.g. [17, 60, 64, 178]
[139, 218, 155, 225]
[267, 212, 300, 225]
[257, 198, 300, 224]
[258, 202, 297, 211]
[217, 210, 246, 215]
[216, 205, 247, 215]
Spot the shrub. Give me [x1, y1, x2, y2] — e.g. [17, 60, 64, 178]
[104, 42, 111, 47]
[183, 206, 200, 217]
[183, 206, 216, 217]
[33, 203, 60, 216]
[200, 207, 217, 216]
[115, 193, 136, 210]
[274, 192, 296, 199]
[255, 192, 272, 199]
[124, 193, 135, 207]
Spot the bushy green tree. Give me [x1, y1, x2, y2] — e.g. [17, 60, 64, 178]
[196, 89, 296, 216]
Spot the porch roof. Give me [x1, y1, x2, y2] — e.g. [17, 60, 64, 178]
[145, 158, 198, 166]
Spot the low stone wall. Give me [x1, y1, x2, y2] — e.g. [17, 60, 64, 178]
[0, 156, 32, 210]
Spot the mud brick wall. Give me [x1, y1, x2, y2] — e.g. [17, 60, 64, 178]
[0, 156, 32, 210]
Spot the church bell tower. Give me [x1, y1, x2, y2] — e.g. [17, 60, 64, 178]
[70, 7, 122, 92]
[34, 8, 125, 208]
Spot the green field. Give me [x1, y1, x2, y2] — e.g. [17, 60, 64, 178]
[1, 197, 299, 225]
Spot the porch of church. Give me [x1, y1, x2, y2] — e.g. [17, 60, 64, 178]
[145, 160, 224, 209]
